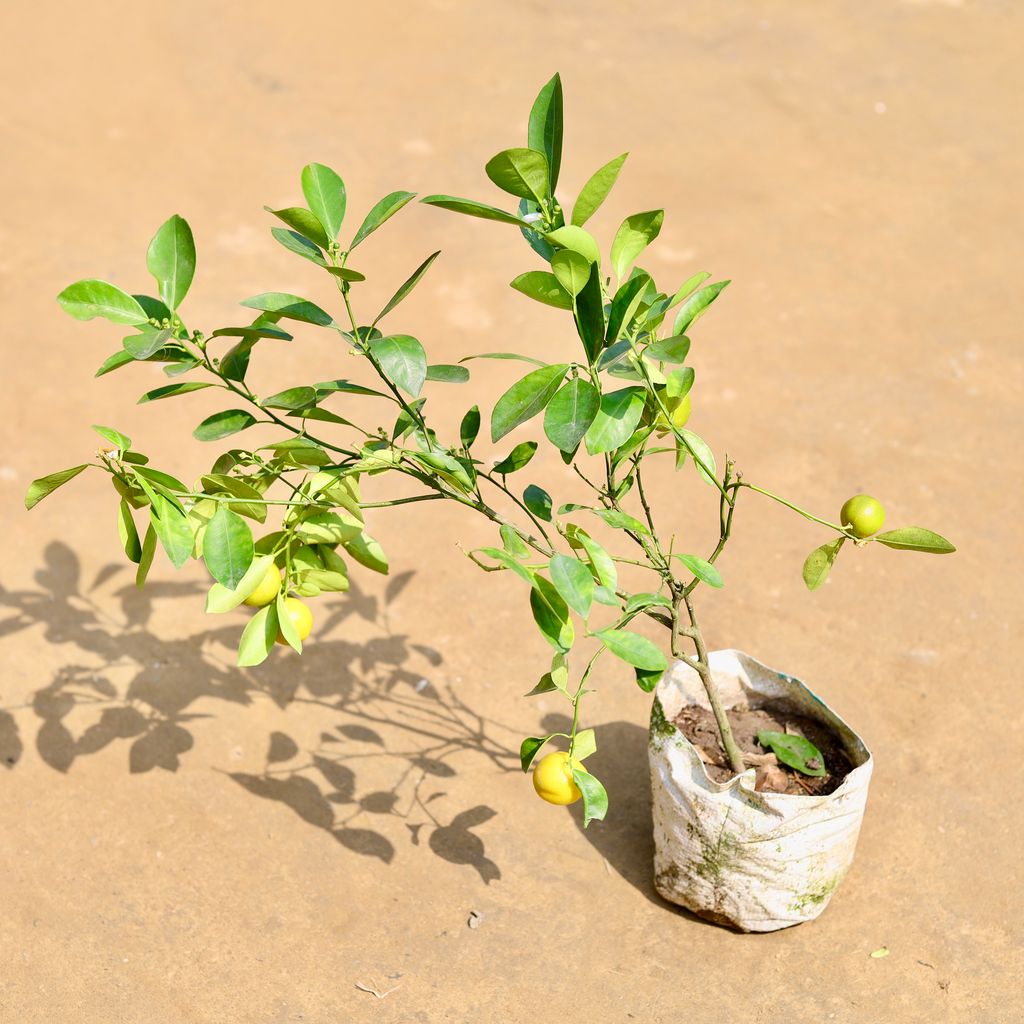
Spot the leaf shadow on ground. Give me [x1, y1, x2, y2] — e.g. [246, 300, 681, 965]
[0, 541, 518, 884]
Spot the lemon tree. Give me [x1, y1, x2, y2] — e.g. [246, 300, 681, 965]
[27, 75, 955, 827]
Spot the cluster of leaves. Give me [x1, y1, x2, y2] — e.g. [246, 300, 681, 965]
[27, 74, 954, 824]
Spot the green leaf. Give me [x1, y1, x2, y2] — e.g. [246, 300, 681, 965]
[547, 251, 589, 299]
[123, 327, 174, 360]
[681, 428, 717, 485]
[510, 270, 573, 309]
[676, 553, 724, 588]
[425, 363, 470, 383]
[525, 674, 559, 697]
[531, 576, 574, 652]
[606, 273, 650, 343]
[585, 386, 646, 455]
[92, 424, 131, 450]
[240, 292, 333, 326]
[420, 195, 529, 227]
[595, 628, 667, 671]
[344, 531, 389, 574]
[528, 73, 563, 191]
[574, 261, 606, 364]
[150, 494, 194, 569]
[210, 325, 292, 341]
[295, 511, 362, 546]
[500, 523, 530, 558]
[134, 465, 188, 495]
[116, 499, 142, 563]
[264, 206, 330, 249]
[134, 294, 172, 322]
[756, 730, 827, 777]
[611, 210, 664, 280]
[658, 272, 712, 315]
[307, 469, 362, 519]
[271, 227, 327, 266]
[460, 351, 546, 368]
[315, 378, 386, 397]
[136, 524, 157, 587]
[138, 381, 214, 404]
[374, 251, 440, 325]
[571, 767, 608, 828]
[520, 734, 553, 772]
[645, 336, 691, 363]
[571, 153, 628, 227]
[593, 508, 650, 535]
[523, 484, 553, 522]
[95, 350, 137, 377]
[218, 337, 260, 382]
[261, 386, 318, 411]
[301, 162, 346, 240]
[25, 464, 90, 510]
[202, 506, 254, 589]
[146, 214, 196, 310]
[873, 527, 956, 554]
[493, 441, 537, 475]
[57, 279, 148, 325]
[665, 367, 695, 400]
[634, 665, 665, 693]
[368, 334, 427, 397]
[205, 554, 278, 613]
[275, 590, 303, 653]
[545, 225, 601, 266]
[485, 148, 550, 204]
[237, 605, 277, 668]
[549, 553, 594, 618]
[460, 405, 481, 448]
[802, 538, 845, 591]
[199, 475, 268, 523]
[673, 281, 730, 335]
[410, 451, 474, 493]
[323, 267, 365, 282]
[572, 728, 597, 762]
[351, 190, 417, 249]
[568, 527, 617, 590]
[193, 409, 258, 442]
[163, 357, 201, 378]
[474, 546, 535, 585]
[491, 363, 568, 442]
[543, 378, 599, 453]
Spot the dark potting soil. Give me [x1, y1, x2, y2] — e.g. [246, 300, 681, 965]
[672, 703, 855, 796]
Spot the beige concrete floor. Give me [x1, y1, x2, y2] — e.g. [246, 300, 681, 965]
[0, 1, 1020, 1021]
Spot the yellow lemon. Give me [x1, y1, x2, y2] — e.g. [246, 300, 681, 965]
[654, 393, 692, 435]
[275, 597, 313, 645]
[242, 562, 282, 607]
[532, 751, 584, 805]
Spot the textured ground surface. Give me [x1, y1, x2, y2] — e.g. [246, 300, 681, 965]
[1, 2, 1020, 1021]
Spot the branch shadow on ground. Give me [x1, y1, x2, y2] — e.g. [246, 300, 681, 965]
[0, 541, 519, 884]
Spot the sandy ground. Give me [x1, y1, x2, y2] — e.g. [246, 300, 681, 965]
[1, 2, 1021, 1021]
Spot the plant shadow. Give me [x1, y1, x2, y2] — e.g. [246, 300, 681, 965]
[0, 541, 519, 884]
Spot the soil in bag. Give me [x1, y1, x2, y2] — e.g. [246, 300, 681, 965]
[673, 703, 855, 796]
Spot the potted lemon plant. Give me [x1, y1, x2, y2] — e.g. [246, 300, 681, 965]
[29, 75, 953, 931]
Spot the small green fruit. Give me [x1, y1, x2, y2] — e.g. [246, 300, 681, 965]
[840, 494, 886, 538]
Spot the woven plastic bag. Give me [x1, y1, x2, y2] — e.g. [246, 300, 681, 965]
[648, 649, 873, 932]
